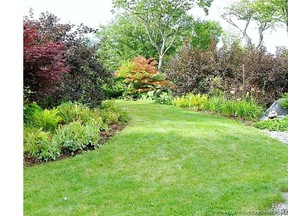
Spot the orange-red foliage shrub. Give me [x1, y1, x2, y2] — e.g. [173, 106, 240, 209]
[117, 56, 169, 94]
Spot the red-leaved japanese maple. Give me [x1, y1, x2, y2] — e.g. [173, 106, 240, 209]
[24, 23, 70, 105]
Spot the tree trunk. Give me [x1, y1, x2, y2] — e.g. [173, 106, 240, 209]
[285, 5, 288, 37]
[286, 22, 288, 37]
[158, 37, 166, 71]
[158, 54, 164, 71]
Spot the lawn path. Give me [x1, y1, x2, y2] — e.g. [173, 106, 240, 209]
[24, 100, 288, 216]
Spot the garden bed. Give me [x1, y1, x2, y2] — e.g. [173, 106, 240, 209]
[24, 123, 126, 167]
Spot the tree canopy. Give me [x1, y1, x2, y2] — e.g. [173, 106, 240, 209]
[112, 0, 214, 70]
[222, 0, 288, 48]
[96, 13, 159, 71]
[253, 0, 288, 35]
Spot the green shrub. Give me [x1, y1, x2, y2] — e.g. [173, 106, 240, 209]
[173, 96, 187, 108]
[117, 109, 130, 124]
[254, 116, 288, 131]
[221, 100, 237, 117]
[154, 92, 174, 105]
[281, 93, 288, 108]
[24, 102, 42, 125]
[202, 96, 225, 113]
[101, 111, 121, 125]
[32, 108, 62, 132]
[100, 100, 129, 124]
[172, 93, 263, 121]
[84, 119, 101, 145]
[141, 88, 172, 103]
[57, 101, 109, 130]
[24, 127, 61, 161]
[54, 120, 101, 154]
[186, 93, 208, 110]
[101, 107, 129, 125]
[234, 99, 263, 120]
[57, 102, 101, 124]
[100, 100, 117, 110]
[57, 102, 83, 123]
[54, 121, 87, 153]
[103, 77, 127, 99]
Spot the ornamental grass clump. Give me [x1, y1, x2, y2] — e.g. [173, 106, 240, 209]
[173, 93, 208, 110]
[220, 100, 237, 117]
[186, 93, 208, 110]
[233, 98, 263, 120]
[202, 95, 225, 113]
[173, 96, 189, 108]
[172, 93, 263, 121]
[205, 97, 263, 120]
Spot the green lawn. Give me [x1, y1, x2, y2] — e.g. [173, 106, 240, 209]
[24, 100, 288, 215]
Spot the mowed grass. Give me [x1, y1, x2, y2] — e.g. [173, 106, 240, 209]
[24, 100, 288, 215]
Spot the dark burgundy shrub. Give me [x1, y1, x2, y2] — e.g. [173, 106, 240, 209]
[164, 40, 288, 105]
[164, 42, 219, 96]
[62, 40, 112, 107]
[216, 42, 244, 94]
[265, 47, 288, 104]
[24, 11, 112, 107]
[223, 46, 288, 105]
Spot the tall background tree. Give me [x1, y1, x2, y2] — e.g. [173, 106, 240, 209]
[96, 13, 159, 71]
[112, 0, 214, 70]
[186, 18, 222, 50]
[221, 0, 276, 49]
[253, 0, 288, 35]
[96, 14, 221, 72]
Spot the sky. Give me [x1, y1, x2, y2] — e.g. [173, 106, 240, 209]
[23, 0, 288, 54]
[23, 0, 114, 29]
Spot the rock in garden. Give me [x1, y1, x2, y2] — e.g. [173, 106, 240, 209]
[268, 110, 278, 119]
[260, 99, 288, 121]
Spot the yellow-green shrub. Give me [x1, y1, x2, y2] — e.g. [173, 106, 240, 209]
[24, 127, 60, 161]
[32, 109, 62, 132]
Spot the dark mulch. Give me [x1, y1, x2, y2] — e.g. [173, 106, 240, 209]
[24, 124, 126, 167]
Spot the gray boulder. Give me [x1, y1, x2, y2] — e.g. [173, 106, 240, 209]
[260, 99, 288, 121]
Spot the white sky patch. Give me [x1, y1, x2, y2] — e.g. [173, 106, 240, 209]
[23, 0, 114, 28]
